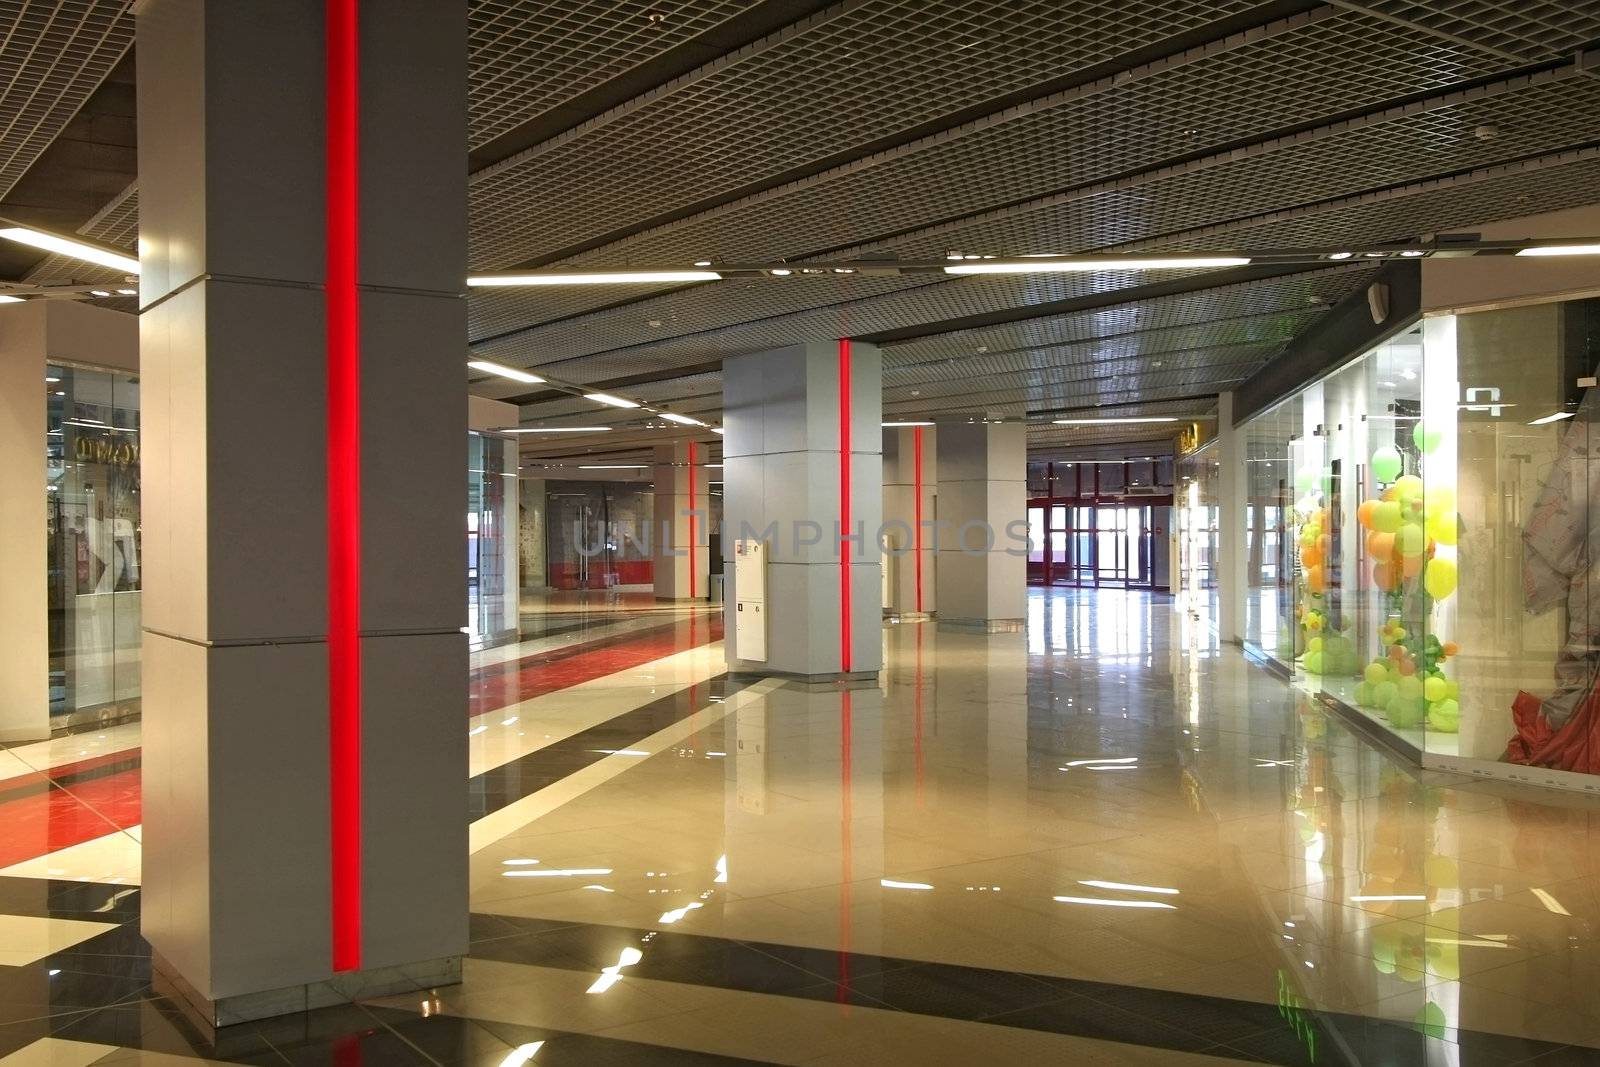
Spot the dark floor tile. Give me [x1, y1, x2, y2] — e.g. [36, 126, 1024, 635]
[366, 1009, 558, 1067]
[1074, 983, 1289, 1046]
[739, 939, 919, 983]
[507, 1030, 775, 1066]
[984, 993, 1218, 1055]
[1515, 1045, 1600, 1066]
[846, 962, 1063, 1022]
[0, 967, 150, 1024]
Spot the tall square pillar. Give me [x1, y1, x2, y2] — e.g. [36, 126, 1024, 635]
[935, 423, 1026, 632]
[882, 425, 936, 617]
[136, 0, 467, 1024]
[723, 340, 882, 681]
[653, 441, 710, 600]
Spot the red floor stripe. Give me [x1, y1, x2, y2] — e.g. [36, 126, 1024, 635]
[0, 617, 722, 870]
[468, 613, 724, 716]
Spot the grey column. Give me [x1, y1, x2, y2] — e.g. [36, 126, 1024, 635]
[136, 0, 466, 1024]
[653, 441, 710, 600]
[723, 340, 882, 681]
[881, 425, 936, 617]
[934, 422, 1026, 632]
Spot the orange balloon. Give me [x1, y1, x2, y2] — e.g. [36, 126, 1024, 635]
[1307, 565, 1325, 595]
[1398, 658, 1416, 676]
[1301, 545, 1322, 569]
[1318, 534, 1331, 557]
[1381, 486, 1398, 502]
[1370, 531, 1395, 559]
[1401, 553, 1423, 579]
[1442, 641, 1459, 657]
[1374, 562, 1395, 591]
[1358, 499, 1379, 530]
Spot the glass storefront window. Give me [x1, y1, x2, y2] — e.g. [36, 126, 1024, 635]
[468, 432, 519, 647]
[46, 362, 142, 728]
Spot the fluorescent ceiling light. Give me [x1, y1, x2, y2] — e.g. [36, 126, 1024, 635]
[711, 427, 725, 434]
[1516, 244, 1600, 257]
[659, 412, 706, 427]
[1053, 416, 1179, 425]
[946, 256, 1248, 275]
[580, 464, 647, 470]
[505, 426, 610, 433]
[0, 294, 22, 303]
[1079, 880, 1179, 896]
[0, 227, 139, 274]
[1053, 895, 1176, 910]
[883, 421, 934, 427]
[586, 392, 639, 409]
[1529, 411, 1574, 425]
[467, 359, 544, 384]
[468, 270, 721, 286]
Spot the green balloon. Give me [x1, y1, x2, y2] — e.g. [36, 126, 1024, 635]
[1413, 421, 1443, 453]
[1372, 445, 1403, 483]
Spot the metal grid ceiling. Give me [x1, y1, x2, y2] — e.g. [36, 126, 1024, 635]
[466, 0, 1258, 269]
[467, 0, 757, 150]
[881, 77, 1600, 261]
[0, 0, 132, 200]
[1353, 0, 1600, 57]
[555, 8, 1510, 269]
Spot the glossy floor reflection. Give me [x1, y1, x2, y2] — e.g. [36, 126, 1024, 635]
[5, 587, 1600, 1065]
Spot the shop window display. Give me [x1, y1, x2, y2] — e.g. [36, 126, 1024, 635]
[46, 362, 142, 728]
[1234, 294, 1600, 787]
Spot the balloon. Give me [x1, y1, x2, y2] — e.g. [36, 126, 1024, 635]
[1307, 565, 1325, 594]
[1369, 531, 1395, 560]
[1300, 545, 1320, 569]
[1425, 485, 1455, 512]
[1365, 662, 1389, 686]
[1389, 695, 1426, 728]
[1373, 562, 1396, 591]
[1424, 557, 1458, 600]
[1416, 1001, 1448, 1040]
[1295, 468, 1316, 493]
[1394, 474, 1424, 504]
[1429, 698, 1460, 732]
[1429, 511, 1458, 546]
[1413, 422, 1443, 453]
[1356, 499, 1377, 529]
[1398, 524, 1426, 557]
[1372, 680, 1397, 708]
[1424, 675, 1448, 702]
[1397, 675, 1424, 702]
[1355, 681, 1373, 705]
[1401, 553, 1423, 580]
[1374, 501, 1403, 533]
[1304, 649, 1325, 675]
[1372, 445, 1403, 483]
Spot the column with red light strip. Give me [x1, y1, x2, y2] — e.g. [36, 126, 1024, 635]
[134, 0, 468, 1024]
[652, 442, 710, 600]
[881, 424, 936, 617]
[720, 340, 883, 681]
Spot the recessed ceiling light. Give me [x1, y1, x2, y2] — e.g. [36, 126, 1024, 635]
[468, 270, 721, 286]
[768, 268, 793, 276]
[711, 427, 724, 434]
[946, 256, 1249, 275]
[693, 260, 711, 267]
[831, 267, 855, 274]
[116, 288, 136, 295]
[0, 294, 22, 303]
[45, 376, 60, 383]
[0, 226, 139, 274]
[1516, 244, 1600, 257]
[585, 392, 640, 409]
[1326, 252, 1354, 260]
[467, 359, 544, 384]
[658, 412, 706, 427]
[89, 290, 111, 297]
[1399, 250, 1425, 257]
[1053, 416, 1179, 425]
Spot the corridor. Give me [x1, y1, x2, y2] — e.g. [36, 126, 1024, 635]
[3, 588, 1599, 1065]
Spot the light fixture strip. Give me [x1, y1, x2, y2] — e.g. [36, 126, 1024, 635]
[466, 359, 544, 384]
[0, 225, 140, 275]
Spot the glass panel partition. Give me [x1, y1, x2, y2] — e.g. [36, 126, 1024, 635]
[46, 362, 142, 728]
[468, 432, 519, 647]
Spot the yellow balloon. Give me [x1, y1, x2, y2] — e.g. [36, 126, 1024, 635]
[1429, 511, 1458, 546]
[1424, 485, 1455, 513]
[1424, 557, 1458, 600]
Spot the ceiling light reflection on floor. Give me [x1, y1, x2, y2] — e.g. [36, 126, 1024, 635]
[1053, 895, 1176, 910]
[880, 879, 934, 890]
[503, 867, 613, 878]
[499, 1042, 545, 1066]
[586, 946, 644, 994]
[1078, 880, 1178, 896]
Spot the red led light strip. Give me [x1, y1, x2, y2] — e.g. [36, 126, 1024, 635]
[913, 425, 924, 614]
[688, 440, 697, 599]
[327, 0, 362, 975]
[838, 338, 852, 673]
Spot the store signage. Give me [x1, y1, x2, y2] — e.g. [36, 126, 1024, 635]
[73, 433, 139, 470]
[1461, 386, 1506, 417]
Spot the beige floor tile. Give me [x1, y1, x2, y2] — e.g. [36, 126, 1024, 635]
[0, 1039, 120, 1067]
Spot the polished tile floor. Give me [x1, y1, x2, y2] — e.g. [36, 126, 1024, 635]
[4, 587, 1600, 1065]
